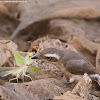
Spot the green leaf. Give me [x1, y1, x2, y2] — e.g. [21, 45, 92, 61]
[27, 66, 44, 74]
[14, 50, 26, 67]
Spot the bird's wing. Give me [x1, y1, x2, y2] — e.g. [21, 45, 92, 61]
[66, 59, 96, 74]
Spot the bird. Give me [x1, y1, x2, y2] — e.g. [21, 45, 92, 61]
[31, 48, 100, 84]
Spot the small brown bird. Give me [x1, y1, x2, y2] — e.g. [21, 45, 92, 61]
[31, 48, 100, 84]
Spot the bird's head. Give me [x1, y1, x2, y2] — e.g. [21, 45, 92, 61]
[31, 48, 63, 65]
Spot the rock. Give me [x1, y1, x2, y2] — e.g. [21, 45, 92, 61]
[29, 37, 77, 52]
[1, 78, 67, 100]
[53, 73, 100, 100]
[53, 91, 86, 100]
[0, 40, 17, 67]
[0, 87, 4, 100]
[72, 73, 100, 100]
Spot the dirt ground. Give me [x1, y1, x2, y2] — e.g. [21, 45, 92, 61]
[0, 0, 100, 100]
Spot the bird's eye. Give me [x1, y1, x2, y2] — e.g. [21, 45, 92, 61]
[44, 56, 58, 62]
[47, 57, 52, 61]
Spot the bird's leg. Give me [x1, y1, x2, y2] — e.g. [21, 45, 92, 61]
[54, 82, 68, 87]
[54, 72, 75, 87]
[9, 74, 19, 83]
[64, 75, 83, 85]
[54, 77, 75, 87]
[65, 77, 75, 84]
[63, 71, 75, 84]
[54, 74, 69, 87]
[62, 74, 67, 82]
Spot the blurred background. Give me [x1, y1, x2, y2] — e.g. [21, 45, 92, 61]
[0, 0, 100, 51]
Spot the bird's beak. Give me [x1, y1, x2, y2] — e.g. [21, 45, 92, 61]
[31, 54, 41, 59]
